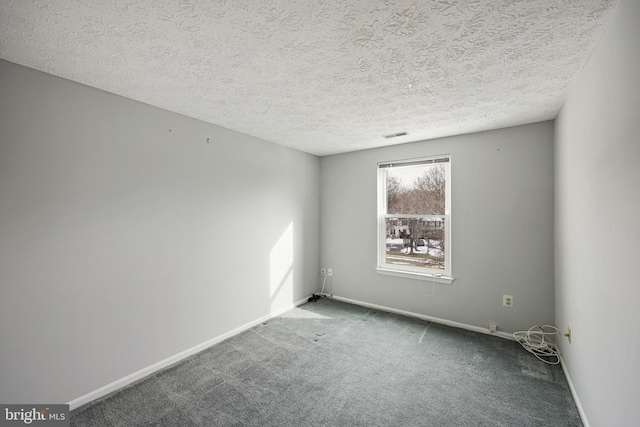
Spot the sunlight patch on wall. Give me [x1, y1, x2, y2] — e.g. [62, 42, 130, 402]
[270, 222, 294, 311]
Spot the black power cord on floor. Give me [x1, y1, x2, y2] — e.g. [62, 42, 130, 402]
[308, 275, 330, 302]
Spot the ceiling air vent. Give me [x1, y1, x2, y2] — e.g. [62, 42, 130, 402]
[382, 131, 408, 139]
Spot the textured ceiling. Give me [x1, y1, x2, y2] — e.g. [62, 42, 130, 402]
[0, 0, 619, 156]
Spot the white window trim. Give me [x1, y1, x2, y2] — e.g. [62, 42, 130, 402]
[376, 267, 454, 284]
[376, 155, 453, 283]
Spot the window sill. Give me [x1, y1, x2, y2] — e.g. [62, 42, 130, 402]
[376, 268, 454, 284]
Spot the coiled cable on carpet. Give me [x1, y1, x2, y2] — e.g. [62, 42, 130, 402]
[513, 325, 561, 365]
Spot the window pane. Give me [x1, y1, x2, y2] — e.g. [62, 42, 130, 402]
[385, 217, 445, 270]
[387, 164, 446, 215]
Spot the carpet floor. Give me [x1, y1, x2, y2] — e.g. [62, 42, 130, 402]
[71, 298, 581, 426]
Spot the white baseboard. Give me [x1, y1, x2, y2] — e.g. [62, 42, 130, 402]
[329, 295, 515, 341]
[68, 296, 310, 410]
[559, 355, 590, 427]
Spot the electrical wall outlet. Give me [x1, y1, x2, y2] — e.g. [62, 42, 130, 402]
[327, 268, 333, 276]
[320, 268, 326, 277]
[503, 295, 514, 308]
[565, 327, 572, 344]
[489, 323, 497, 333]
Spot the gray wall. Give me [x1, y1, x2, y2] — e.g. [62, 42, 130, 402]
[320, 122, 555, 333]
[555, 0, 640, 425]
[0, 60, 320, 404]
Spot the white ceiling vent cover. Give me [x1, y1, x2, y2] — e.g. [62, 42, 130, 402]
[383, 132, 408, 139]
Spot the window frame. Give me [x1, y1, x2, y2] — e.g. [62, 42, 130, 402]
[376, 155, 454, 284]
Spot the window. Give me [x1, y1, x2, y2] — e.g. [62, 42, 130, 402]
[377, 155, 452, 282]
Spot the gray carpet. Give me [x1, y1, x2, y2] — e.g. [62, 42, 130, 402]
[71, 298, 582, 426]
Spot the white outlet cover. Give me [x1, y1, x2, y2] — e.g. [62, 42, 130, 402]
[503, 295, 514, 307]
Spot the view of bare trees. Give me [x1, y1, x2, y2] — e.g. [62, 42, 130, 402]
[385, 164, 447, 269]
[387, 164, 446, 215]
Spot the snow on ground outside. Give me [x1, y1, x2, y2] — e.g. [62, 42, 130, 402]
[385, 238, 443, 258]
